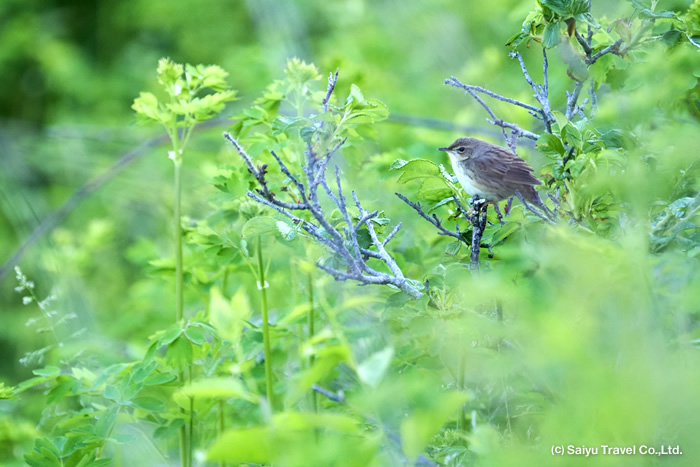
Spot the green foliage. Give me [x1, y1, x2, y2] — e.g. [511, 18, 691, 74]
[2, 0, 700, 466]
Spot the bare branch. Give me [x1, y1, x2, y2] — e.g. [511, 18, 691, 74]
[395, 193, 465, 243]
[312, 384, 345, 403]
[589, 39, 623, 65]
[382, 222, 401, 247]
[589, 78, 598, 114]
[445, 76, 542, 114]
[509, 51, 553, 132]
[575, 31, 593, 55]
[514, 190, 556, 224]
[566, 80, 586, 120]
[445, 77, 539, 147]
[322, 69, 339, 114]
[228, 69, 422, 299]
[270, 150, 306, 195]
[313, 137, 347, 188]
[542, 47, 550, 101]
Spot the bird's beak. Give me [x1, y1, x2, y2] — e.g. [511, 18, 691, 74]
[438, 147, 449, 151]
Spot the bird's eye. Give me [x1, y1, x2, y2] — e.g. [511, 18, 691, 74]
[457, 147, 465, 153]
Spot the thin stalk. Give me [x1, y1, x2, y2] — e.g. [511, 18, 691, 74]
[188, 365, 194, 467]
[257, 238, 274, 411]
[307, 273, 318, 413]
[173, 155, 187, 467]
[218, 399, 226, 467]
[174, 158, 184, 322]
[457, 353, 467, 431]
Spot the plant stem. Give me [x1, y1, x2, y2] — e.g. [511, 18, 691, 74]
[458, 352, 467, 431]
[257, 238, 274, 411]
[307, 273, 318, 413]
[174, 158, 184, 323]
[218, 399, 226, 467]
[173, 156, 187, 467]
[188, 364, 194, 467]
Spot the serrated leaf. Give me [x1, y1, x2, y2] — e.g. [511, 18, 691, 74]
[276, 221, 296, 241]
[540, 0, 589, 17]
[271, 115, 312, 135]
[242, 216, 278, 239]
[418, 178, 453, 201]
[544, 22, 562, 48]
[395, 159, 441, 183]
[537, 134, 566, 158]
[444, 241, 462, 256]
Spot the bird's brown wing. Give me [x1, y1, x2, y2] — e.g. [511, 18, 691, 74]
[471, 148, 542, 186]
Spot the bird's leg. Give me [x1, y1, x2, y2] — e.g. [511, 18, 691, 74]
[504, 197, 513, 216]
[493, 203, 505, 225]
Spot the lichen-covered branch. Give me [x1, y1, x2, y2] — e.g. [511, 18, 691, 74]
[225, 71, 422, 299]
[444, 77, 540, 150]
[394, 193, 466, 243]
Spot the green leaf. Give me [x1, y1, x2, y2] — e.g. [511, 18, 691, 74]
[167, 336, 193, 370]
[33, 366, 61, 377]
[562, 123, 582, 148]
[538, 133, 566, 158]
[540, 0, 589, 17]
[687, 35, 700, 49]
[638, 9, 678, 19]
[276, 221, 297, 241]
[418, 178, 453, 201]
[544, 22, 561, 48]
[132, 92, 165, 123]
[158, 324, 184, 346]
[184, 326, 207, 345]
[490, 221, 521, 245]
[132, 396, 167, 412]
[179, 378, 257, 402]
[575, 12, 600, 28]
[208, 427, 272, 464]
[357, 347, 394, 387]
[284, 58, 321, 86]
[104, 385, 120, 401]
[143, 372, 177, 386]
[389, 159, 409, 170]
[154, 419, 185, 440]
[95, 406, 118, 438]
[242, 216, 278, 239]
[211, 287, 252, 343]
[346, 84, 367, 107]
[394, 159, 441, 183]
[444, 241, 462, 256]
[272, 115, 312, 135]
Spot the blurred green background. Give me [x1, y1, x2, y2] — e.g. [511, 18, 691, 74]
[1, 0, 699, 465]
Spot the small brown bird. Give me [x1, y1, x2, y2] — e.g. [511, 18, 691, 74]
[439, 137, 541, 204]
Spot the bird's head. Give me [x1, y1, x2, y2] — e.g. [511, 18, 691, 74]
[438, 137, 478, 162]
